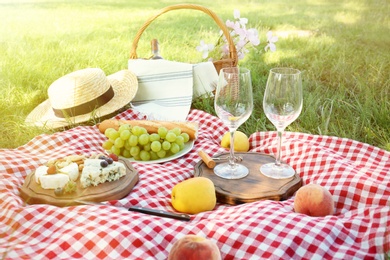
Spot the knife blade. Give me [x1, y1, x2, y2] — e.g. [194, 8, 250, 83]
[75, 200, 191, 221]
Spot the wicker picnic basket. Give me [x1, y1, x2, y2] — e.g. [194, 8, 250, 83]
[129, 4, 238, 73]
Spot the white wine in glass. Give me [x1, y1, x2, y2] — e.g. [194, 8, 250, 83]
[260, 68, 303, 179]
[214, 67, 253, 179]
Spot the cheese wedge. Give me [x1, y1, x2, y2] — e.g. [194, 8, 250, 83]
[39, 174, 70, 189]
[80, 159, 126, 188]
[59, 162, 79, 181]
[35, 165, 49, 184]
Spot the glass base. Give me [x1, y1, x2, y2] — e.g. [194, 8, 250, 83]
[260, 163, 295, 179]
[214, 162, 249, 179]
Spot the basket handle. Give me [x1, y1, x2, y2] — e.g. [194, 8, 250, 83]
[129, 4, 238, 65]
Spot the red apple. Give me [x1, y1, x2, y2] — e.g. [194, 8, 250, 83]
[294, 183, 335, 217]
[168, 234, 221, 260]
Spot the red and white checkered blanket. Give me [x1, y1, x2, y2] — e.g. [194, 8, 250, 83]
[1, 109, 389, 259]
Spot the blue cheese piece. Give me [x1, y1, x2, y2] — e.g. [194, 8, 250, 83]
[59, 162, 79, 181]
[80, 159, 126, 188]
[35, 165, 49, 184]
[40, 174, 70, 189]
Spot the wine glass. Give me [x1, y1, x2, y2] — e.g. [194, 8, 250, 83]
[214, 67, 253, 179]
[260, 68, 303, 179]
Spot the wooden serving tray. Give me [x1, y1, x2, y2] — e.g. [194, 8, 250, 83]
[194, 152, 302, 205]
[20, 159, 139, 207]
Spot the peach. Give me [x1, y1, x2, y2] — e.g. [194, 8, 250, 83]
[293, 184, 335, 217]
[168, 234, 221, 260]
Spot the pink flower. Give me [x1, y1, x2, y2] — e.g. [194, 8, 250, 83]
[196, 40, 215, 59]
[236, 39, 247, 50]
[226, 20, 238, 30]
[265, 31, 278, 52]
[237, 48, 249, 60]
[197, 10, 276, 61]
[233, 9, 240, 19]
[246, 28, 260, 46]
[221, 44, 230, 58]
[235, 26, 247, 39]
[233, 9, 248, 28]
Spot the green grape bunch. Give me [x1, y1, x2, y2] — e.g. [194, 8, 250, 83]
[102, 124, 191, 161]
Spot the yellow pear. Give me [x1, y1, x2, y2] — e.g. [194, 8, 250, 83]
[171, 177, 216, 214]
[220, 131, 250, 152]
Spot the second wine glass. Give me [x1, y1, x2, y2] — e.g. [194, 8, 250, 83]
[260, 68, 303, 179]
[214, 67, 253, 179]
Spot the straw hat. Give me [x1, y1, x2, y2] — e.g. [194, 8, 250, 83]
[25, 68, 138, 129]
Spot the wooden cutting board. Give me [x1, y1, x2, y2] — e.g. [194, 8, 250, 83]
[194, 152, 302, 205]
[20, 159, 139, 207]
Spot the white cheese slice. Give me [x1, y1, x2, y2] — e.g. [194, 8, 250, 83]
[59, 162, 79, 181]
[35, 165, 49, 184]
[83, 159, 102, 167]
[80, 159, 126, 188]
[103, 161, 126, 182]
[39, 174, 69, 189]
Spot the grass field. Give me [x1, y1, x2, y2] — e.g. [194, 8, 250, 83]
[1, 0, 389, 151]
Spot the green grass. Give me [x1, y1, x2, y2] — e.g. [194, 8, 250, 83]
[1, 0, 389, 151]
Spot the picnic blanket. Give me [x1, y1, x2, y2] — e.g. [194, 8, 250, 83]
[1, 109, 389, 259]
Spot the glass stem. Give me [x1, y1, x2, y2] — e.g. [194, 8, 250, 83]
[229, 130, 236, 167]
[275, 130, 283, 166]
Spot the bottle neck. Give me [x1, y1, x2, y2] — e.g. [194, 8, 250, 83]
[151, 39, 162, 59]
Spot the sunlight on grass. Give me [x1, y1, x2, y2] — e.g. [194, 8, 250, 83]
[275, 30, 314, 38]
[334, 11, 360, 24]
[0, 0, 389, 151]
[334, 1, 364, 24]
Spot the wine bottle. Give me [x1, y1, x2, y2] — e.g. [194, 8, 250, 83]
[151, 39, 163, 60]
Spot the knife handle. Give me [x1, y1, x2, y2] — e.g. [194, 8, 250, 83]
[129, 206, 191, 221]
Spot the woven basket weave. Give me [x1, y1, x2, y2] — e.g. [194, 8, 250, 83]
[129, 4, 238, 73]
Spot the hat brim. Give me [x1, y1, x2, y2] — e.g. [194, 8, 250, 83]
[25, 70, 138, 129]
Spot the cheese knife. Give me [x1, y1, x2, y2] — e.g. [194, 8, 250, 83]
[75, 200, 191, 221]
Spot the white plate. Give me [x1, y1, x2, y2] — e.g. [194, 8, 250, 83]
[126, 140, 195, 164]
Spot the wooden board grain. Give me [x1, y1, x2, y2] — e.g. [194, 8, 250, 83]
[194, 152, 302, 205]
[20, 159, 139, 207]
